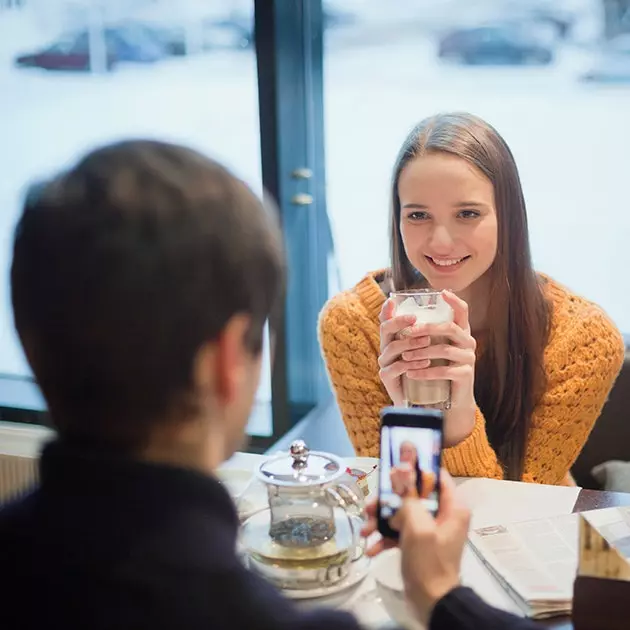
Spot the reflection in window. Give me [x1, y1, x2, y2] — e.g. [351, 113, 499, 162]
[0, 0, 273, 435]
[324, 0, 630, 331]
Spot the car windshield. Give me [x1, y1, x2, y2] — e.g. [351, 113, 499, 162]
[47, 35, 83, 54]
[477, 24, 537, 45]
[478, 28, 511, 44]
[108, 25, 158, 47]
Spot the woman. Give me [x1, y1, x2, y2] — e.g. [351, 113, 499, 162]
[390, 441, 436, 499]
[319, 112, 624, 484]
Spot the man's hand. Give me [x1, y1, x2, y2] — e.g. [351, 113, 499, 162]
[361, 471, 471, 626]
[391, 471, 471, 625]
[360, 499, 398, 557]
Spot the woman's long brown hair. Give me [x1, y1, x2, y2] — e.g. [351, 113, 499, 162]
[389, 113, 550, 480]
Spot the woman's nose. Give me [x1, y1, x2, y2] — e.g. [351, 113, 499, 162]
[428, 225, 455, 252]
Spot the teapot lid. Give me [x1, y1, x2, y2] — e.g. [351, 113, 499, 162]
[256, 440, 344, 487]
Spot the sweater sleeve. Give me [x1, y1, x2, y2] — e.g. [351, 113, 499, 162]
[442, 307, 625, 484]
[318, 293, 390, 457]
[520, 307, 624, 484]
[441, 408, 503, 478]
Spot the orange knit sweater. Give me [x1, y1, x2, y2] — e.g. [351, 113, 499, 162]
[319, 271, 625, 485]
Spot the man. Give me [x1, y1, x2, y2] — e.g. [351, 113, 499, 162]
[0, 139, 537, 630]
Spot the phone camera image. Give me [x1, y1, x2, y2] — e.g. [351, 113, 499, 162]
[379, 424, 441, 521]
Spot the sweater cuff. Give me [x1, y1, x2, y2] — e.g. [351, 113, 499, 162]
[430, 587, 479, 630]
[430, 586, 534, 630]
[441, 407, 501, 478]
[354, 272, 387, 321]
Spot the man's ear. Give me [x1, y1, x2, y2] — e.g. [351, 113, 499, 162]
[193, 314, 252, 405]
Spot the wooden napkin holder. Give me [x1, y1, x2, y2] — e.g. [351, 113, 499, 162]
[572, 513, 630, 630]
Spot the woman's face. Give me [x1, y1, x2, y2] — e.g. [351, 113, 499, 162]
[397, 152, 498, 294]
[399, 442, 417, 465]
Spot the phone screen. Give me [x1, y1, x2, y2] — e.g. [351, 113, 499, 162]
[378, 408, 443, 538]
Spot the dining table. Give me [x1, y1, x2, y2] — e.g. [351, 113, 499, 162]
[222, 451, 630, 630]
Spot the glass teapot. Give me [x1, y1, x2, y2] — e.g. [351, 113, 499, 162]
[240, 440, 365, 590]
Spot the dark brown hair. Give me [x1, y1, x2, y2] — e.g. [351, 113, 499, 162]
[11, 140, 285, 452]
[389, 112, 550, 480]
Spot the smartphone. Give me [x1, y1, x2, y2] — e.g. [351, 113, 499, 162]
[378, 406, 444, 540]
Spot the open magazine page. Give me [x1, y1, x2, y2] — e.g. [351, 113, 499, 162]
[467, 513, 579, 618]
[468, 506, 630, 619]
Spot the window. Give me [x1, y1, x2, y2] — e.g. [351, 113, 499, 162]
[324, 0, 630, 332]
[1, 0, 334, 450]
[0, 0, 276, 435]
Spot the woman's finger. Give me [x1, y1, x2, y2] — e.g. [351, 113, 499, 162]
[441, 291, 471, 333]
[379, 359, 431, 383]
[406, 364, 474, 382]
[406, 321, 475, 350]
[378, 335, 430, 368]
[402, 344, 475, 365]
[380, 315, 417, 349]
[378, 298, 397, 324]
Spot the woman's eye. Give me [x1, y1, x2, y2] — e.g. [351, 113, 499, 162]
[408, 211, 429, 221]
[458, 209, 480, 219]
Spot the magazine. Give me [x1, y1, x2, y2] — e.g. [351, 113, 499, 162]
[468, 506, 630, 619]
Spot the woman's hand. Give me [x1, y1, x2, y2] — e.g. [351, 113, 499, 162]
[377, 299, 430, 406]
[390, 463, 416, 498]
[378, 291, 477, 446]
[404, 291, 476, 445]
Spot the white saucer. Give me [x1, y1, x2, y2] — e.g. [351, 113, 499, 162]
[283, 555, 371, 604]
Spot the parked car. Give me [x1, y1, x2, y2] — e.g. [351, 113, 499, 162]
[120, 16, 253, 57]
[581, 35, 630, 84]
[15, 33, 113, 72]
[14, 26, 164, 72]
[202, 17, 253, 49]
[438, 24, 554, 66]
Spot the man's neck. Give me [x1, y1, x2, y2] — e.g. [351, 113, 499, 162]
[140, 421, 228, 475]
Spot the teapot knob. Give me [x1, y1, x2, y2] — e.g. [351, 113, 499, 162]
[290, 439, 309, 469]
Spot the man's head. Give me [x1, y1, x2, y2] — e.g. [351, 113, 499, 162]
[11, 140, 284, 463]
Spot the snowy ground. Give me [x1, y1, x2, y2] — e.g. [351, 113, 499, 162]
[1, 2, 629, 435]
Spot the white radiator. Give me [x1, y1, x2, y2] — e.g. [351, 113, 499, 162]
[0, 422, 54, 504]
